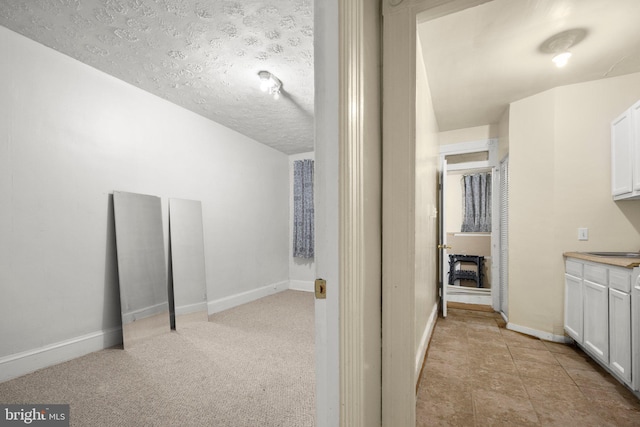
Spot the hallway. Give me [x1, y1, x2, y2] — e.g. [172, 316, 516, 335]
[416, 307, 640, 426]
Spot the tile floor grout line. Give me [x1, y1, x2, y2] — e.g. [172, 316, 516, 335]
[551, 348, 585, 393]
[505, 323, 543, 426]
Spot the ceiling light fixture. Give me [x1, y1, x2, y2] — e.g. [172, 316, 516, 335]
[539, 28, 587, 69]
[258, 70, 282, 100]
[552, 51, 572, 68]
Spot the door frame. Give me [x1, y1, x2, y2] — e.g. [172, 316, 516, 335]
[439, 158, 449, 317]
[382, 1, 493, 425]
[439, 139, 500, 310]
[315, 1, 382, 426]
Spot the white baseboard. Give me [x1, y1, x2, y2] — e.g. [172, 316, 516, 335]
[507, 322, 571, 343]
[207, 281, 290, 315]
[175, 301, 208, 316]
[0, 327, 123, 383]
[2, 281, 294, 383]
[447, 293, 492, 305]
[289, 280, 314, 292]
[415, 302, 438, 383]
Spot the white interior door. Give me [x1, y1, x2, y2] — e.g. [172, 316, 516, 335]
[439, 157, 450, 317]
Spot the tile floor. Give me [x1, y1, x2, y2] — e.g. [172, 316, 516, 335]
[416, 307, 640, 426]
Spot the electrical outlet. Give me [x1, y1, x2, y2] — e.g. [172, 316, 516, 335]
[578, 228, 589, 241]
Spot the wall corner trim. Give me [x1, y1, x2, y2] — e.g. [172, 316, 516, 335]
[415, 302, 439, 383]
[506, 322, 571, 344]
[0, 327, 123, 383]
[207, 281, 289, 315]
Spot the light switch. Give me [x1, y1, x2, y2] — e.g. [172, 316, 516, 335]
[578, 228, 589, 241]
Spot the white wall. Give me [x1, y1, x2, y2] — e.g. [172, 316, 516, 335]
[0, 27, 289, 364]
[289, 152, 316, 292]
[509, 72, 640, 338]
[446, 173, 463, 233]
[498, 107, 510, 160]
[415, 33, 439, 382]
[439, 125, 497, 146]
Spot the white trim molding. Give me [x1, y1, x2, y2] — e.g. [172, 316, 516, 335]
[415, 303, 438, 383]
[0, 327, 123, 383]
[289, 280, 315, 293]
[338, 0, 380, 427]
[382, 4, 417, 425]
[507, 322, 571, 343]
[447, 293, 493, 305]
[207, 281, 289, 315]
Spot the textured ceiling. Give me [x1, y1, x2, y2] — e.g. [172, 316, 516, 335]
[418, 0, 640, 131]
[0, 0, 314, 154]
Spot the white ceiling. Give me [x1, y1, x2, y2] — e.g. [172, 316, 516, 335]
[3, 1, 639, 152]
[419, 0, 640, 131]
[0, 0, 314, 154]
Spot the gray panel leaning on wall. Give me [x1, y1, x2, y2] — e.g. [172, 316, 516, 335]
[113, 191, 170, 348]
[169, 198, 208, 327]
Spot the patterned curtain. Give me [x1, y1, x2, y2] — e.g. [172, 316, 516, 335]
[461, 172, 492, 232]
[293, 159, 314, 258]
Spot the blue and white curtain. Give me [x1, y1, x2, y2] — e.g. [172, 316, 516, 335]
[461, 172, 491, 232]
[293, 159, 314, 258]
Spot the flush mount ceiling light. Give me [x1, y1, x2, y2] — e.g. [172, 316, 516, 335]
[539, 28, 588, 68]
[552, 51, 572, 68]
[258, 70, 282, 100]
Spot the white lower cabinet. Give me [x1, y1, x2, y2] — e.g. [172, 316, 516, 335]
[583, 279, 609, 365]
[565, 258, 635, 390]
[609, 288, 632, 385]
[633, 278, 640, 391]
[564, 274, 583, 342]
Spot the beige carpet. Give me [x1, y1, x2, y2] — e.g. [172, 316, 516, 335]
[0, 290, 316, 427]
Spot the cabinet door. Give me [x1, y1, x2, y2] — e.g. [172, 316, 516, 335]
[583, 280, 609, 364]
[564, 274, 583, 343]
[632, 100, 640, 191]
[633, 282, 640, 391]
[609, 288, 631, 385]
[612, 110, 633, 196]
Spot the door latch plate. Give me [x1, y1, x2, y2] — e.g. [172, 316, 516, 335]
[315, 279, 326, 299]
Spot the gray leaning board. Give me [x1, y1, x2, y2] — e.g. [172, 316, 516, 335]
[169, 198, 208, 325]
[113, 191, 170, 348]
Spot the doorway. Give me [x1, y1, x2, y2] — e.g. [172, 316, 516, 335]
[439, 139, 501, 313]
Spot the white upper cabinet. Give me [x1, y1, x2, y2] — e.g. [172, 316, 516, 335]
[612, 100, 640, 200]
[633, 101, 640, 191]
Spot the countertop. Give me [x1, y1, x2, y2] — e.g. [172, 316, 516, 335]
[564, 252, 640, 269]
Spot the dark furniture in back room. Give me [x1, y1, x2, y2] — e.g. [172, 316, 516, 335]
[448, 254, 485, 288]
